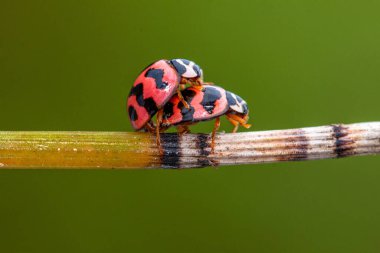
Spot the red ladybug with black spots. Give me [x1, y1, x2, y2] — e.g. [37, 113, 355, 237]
[127, 59, 203, 145]
[160, 85, 251, 151]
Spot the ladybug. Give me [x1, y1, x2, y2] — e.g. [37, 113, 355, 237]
[127, 59, 203, 146]
[161, 85, 251, 151]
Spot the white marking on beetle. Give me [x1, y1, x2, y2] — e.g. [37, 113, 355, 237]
[0, 163, 4, 167]
[73, 148, 78, 152]
[229, 93, 246, 113]
[176, 59, 198, 78]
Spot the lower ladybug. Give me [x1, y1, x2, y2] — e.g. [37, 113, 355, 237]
[160, 85, 251, 151]
[127, 59, 203, 147]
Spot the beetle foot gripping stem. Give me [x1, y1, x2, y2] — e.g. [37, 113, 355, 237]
[156, 109, 164, 155]
[176, 125, 191, 135]
[210, 117, 221, 153]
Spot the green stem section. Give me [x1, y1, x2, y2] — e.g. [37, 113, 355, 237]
[0, 131, 159, 169]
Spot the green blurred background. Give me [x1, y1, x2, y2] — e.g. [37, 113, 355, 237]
[1, 0, 380, 252]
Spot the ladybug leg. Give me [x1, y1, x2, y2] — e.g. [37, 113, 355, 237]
[226, 113, 252, 130]
[180, 77, 189, 86]
[156, 109, 164, 154]
[177, 89, 190, 109]
[180, 77, 204, 90]
[211, 117, 221, 153]
[196, 77, 213, 86]
[185, 78, 203, 91]
[176, 125, 190, 135]
[145, 121, 156, 133]
[192, 83, 204, 91]
[226, 114, 240, 133]
[194, 77, 208, 85]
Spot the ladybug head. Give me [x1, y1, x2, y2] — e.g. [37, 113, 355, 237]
[170, 59, 203, 80]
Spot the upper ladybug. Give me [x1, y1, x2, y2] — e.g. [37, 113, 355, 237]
[127, 59, 203, 131]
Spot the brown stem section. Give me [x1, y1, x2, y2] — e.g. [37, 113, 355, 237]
[0, 122, 379, 169]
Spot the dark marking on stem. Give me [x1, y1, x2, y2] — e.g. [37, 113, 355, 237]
[196, 134, 220, 167]
[194, 134, 214, 167]
[196, 134, 210, 156]
[277, 129, 309, 161]
[161, 133, 181, 168]
[332, 124, 355, 158]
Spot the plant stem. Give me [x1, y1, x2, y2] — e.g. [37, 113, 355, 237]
[0, 122, 379, 169]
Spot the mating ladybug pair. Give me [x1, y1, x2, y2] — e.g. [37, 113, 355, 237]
[127, 59, 251, 151]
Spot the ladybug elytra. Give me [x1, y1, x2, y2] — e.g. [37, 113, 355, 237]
[127, 59, 204, 147]
[161, 85, 251, 151]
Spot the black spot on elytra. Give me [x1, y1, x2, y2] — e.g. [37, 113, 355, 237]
[129, 83, 145, 106]
[163, 89, 197, 123]
[170, 60, 186, 76]
[181, 89, 197, 101]
[143, 98, 158, 117]
[176, 89, 197, 122]
[201, 87, 222, 114]
[145, 68, 168, 89]
[178, 101, 195, 122]
[129, 83, 158, 117]
[163, 101, 175, 119]
[128, 106, 138, 121]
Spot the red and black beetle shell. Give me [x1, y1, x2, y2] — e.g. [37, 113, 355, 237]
[162, 84, 250, 129]
[162, 85, 229, 125]
[127, 60, 180, 130]
[127, 59, 204, 130]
